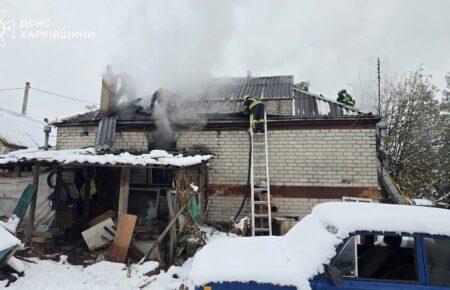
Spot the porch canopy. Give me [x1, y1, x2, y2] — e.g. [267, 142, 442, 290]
[0, 147, 212, 168]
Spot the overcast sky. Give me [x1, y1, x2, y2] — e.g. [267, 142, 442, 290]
[0, 0, 449, 120]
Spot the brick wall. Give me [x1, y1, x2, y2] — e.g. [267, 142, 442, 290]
[56, 126, 147, 151]
[205, 192, 339, 223]
[57, 124, 379, 223]
[177, 128, 378, 188]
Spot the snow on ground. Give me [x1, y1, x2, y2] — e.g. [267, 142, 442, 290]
[0, 148, 212, 167]
[1, 226, 232, 290]
[3, 259, 158, 290]
[191, 202, 450, 289]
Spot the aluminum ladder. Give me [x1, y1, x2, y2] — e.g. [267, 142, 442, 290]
[250, 112, 272, 236]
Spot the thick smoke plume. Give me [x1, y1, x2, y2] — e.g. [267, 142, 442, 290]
[108, 0, 238, 148]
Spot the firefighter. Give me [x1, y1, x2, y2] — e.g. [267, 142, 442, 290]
[294, 81, 310, 92]
[243, 95, 265, 133]
[337, 89, 356, 106]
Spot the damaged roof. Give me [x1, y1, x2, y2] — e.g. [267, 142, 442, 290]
[54, 75, 374, 126]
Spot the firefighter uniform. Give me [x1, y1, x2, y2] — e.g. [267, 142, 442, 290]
[243, 95, 265, 133]
[337, 89, 356, 107]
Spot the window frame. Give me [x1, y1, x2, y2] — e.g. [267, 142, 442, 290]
[420, 234, 450, 287]
[329, 231, 424, 285]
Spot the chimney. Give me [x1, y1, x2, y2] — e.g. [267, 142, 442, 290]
[100, 65, 116, 115]
[247, 69, 252, 79]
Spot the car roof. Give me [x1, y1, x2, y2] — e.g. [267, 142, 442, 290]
[312, 202, 450, 237]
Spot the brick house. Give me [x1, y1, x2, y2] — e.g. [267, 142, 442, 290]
[53, 74, 380, 224]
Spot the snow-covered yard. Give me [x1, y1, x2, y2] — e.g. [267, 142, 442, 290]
[1, 227, 234, 290]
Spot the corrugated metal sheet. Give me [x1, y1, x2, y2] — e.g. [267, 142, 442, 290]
[204, 75, 294, 100]
[95, 116, 117, 151]
[293, 89, 363, 117]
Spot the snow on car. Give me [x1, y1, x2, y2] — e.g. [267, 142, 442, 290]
[191, 202, 450, 290]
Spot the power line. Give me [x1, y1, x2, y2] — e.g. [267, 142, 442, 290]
[30, 87, 99, 105]
[0, 87, 24, 91]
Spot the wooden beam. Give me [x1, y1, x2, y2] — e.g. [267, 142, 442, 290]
[108, 213, 137, 263]
[26, 163, 40, 245]
[166, 190, 176, 262]
[82, 167, 94, 230]
[118, 167, 130, 216]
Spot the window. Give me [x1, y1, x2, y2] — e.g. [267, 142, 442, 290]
[333, 234, 418, 282]
[424, 237, 450, 286]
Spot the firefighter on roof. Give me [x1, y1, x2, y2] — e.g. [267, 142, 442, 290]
[243, 95, 265, 133]
[337, 89, 356, 107]
[294, 81, 310, 92]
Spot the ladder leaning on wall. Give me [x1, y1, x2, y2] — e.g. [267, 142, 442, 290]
[249, 112, 272, 236]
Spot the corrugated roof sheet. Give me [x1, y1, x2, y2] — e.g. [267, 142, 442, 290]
[56, 76, 373, 125]
[203, 75, 293, 101]
[293, 89, 363, 117]
[95, 116, 117, 151]
[0, 148, 212, 168]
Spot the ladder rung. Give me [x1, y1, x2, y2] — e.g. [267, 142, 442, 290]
[253, 188, 267, 192]
[254, 175, 267, 179]
[254, 153, 265, 156]
[254, 201, 268, 205]
[254, 214, 269, 218]
[255, 228, 270, 232]
[253, 142, 265, 145]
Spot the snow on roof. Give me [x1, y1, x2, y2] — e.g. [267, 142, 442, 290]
[191, 202, 450, 289]
[0, 107, 56, 148]
[0, 148, 212, 167]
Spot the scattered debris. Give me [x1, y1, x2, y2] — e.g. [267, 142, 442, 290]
[81, 218, 115, 251]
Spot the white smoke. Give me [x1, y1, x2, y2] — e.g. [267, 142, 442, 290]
[110, 0, 238, 99]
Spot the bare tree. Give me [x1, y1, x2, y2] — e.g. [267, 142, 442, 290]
[383, 67, 447, 198]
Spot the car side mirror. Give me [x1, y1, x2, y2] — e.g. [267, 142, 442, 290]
[326, 265, 344, 286]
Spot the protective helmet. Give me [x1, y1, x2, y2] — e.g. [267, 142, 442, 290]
[243, 95, 251, 100]
[338, 89, 347, 94]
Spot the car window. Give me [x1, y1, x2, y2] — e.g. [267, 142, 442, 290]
[424, 237, 450, 286]
[334, 236, 357, 277]
[333, 234, 418, 282]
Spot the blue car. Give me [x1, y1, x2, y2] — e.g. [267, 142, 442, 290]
[192, 202, 450, 290]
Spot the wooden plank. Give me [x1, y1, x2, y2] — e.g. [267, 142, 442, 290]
[83, 174, 91, 230]
[26, 164, 40, 245]
[13, 184, 37, 219]
[108, 213, 136, 263]
[118, 167, 130, 216]
[89, 210, 115, 227]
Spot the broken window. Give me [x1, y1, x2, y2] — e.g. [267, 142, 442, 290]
[424, 237, 450, 286]
[333, 234, 418, 282]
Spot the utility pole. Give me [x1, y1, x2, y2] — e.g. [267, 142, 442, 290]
[377, 58, 381, 116]
[22, 82, 30, 115]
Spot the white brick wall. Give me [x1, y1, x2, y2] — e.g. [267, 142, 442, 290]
[177, 129, 378, 188]
[205, 193, 339, 223]
[57, 127, 147, 151]
[57, 126, 378, 188]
